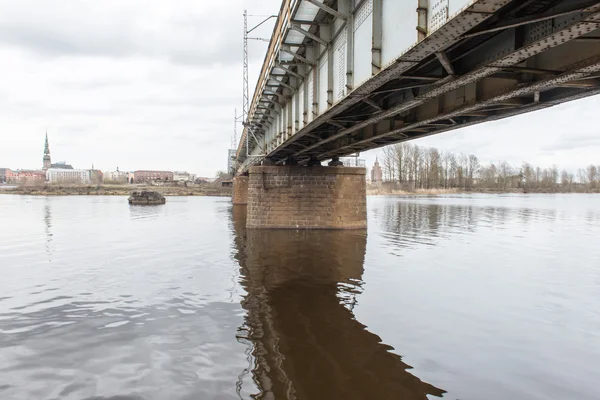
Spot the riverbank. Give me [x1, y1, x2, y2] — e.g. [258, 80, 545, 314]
[0, 184, 232, 197]
[366, 186, 600, 195]
[3, 184, 596, 197]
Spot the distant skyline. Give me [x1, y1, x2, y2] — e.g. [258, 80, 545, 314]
[1, 0, 599, 177]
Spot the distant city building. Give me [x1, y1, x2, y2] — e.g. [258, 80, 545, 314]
[3, 169, 16, 183]
[104, 168, 129, 182]
[42, 134, 74, 170]
[0, 168, 8, 183]
[7, 170, 46, 184]
[371, 157, 383, 183]
[50, 161, 74, 169]
[133, 170, 173, 184]
[46, 168, 90, 184]
[173, 171, 196, 182]
[3, 133, 83, 185]
[89, 170, 104, 184]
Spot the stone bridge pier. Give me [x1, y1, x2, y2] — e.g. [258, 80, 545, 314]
[232, 165, 366, 229]
[232, 175, 249, 205]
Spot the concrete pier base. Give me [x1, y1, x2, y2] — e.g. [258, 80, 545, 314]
[247, 166, 366, 229]
[232, 176, 249, 205]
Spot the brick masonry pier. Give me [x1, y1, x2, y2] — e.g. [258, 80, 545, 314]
[232, 176, 249, 205]
[246, 166, 366, 229]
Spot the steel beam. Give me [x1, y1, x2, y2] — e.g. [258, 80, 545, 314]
[275, 64, 304, 80]
[322, 55, 600, 155]
[403, 75, 443, 81]
[371, 0, 382, 74]
[558, 79, 600, 88]
[345, 0, 354, 91]
[436, 51, 455, 76]
[290, 24, 328, 46]
[267, 79, 294, 90]
[501, 66, 562, 75]
[319, 87, 600, 160]
[328, 120, 345, 128]
[462, 8, 590, 40]
[305, 0, 347, 21]
[280, 48, 316, 66]
[361, 97, 383, 110]
[417, 0, 428, 41]
[291, 19, 321, 25]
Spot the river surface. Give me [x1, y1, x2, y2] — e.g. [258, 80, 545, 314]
[0, 194, 599, 400]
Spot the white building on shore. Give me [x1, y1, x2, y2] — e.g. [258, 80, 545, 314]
[103, 168, 129, 182]
[46, 168, 90, 184]
[173, 171, 196, 182]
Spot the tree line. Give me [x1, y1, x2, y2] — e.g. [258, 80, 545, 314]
[379, 143, 600, 192]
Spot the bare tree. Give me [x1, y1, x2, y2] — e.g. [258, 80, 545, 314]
[578, 168, 588, 185]
[375, 143, 596, 193]
[587, 165, 598, 188]
[382, 146, 396, 182]
[467, 154, 480, 189]
[215, 170, 229, 180]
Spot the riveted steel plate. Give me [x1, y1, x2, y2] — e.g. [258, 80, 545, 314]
[429, 0, 450, 33]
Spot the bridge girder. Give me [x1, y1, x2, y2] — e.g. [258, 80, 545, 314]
[236, 0, 600, 174]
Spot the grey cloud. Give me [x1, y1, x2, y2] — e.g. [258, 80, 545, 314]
[57, 78, 135, 90]
[136, 95, 239, 108]
[542, 134, 600, 151]
[0, 24, 134, 58]
[0, 2, 268, 66]
[57, 124, 99, 135]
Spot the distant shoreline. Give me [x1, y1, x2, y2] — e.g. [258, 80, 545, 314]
[1, 185, 597, 197]
[366, 187, 600, 195]
[0, 184, 232, 197]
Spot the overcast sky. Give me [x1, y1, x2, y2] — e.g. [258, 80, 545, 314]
[0, 0, 598, 177]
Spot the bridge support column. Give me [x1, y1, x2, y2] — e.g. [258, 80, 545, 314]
[232, 175, 249, 205]
[247, 166, 366, 229]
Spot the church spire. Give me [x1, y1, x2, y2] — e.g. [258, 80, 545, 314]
[43, 131, 51, 170]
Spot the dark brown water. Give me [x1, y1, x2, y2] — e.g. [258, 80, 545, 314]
[1, 194, 599, 399]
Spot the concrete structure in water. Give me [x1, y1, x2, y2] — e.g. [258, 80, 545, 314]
[232, 0, 600, 229]
[232, 175, 249, 205]
[232, 164, 367, 229]
[246, 165, 366, 229]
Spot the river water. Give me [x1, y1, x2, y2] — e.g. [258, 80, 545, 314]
[0, 194, 599, 400]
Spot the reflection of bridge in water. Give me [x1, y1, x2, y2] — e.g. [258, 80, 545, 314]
[230, 206, 445, 399]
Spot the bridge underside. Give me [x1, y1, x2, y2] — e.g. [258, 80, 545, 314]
[237, 0, 600, 173]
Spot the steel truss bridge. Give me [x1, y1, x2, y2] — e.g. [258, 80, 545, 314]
[235, 0, 600, 174]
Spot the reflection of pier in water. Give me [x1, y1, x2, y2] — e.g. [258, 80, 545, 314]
[231, 206, 444, 400]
